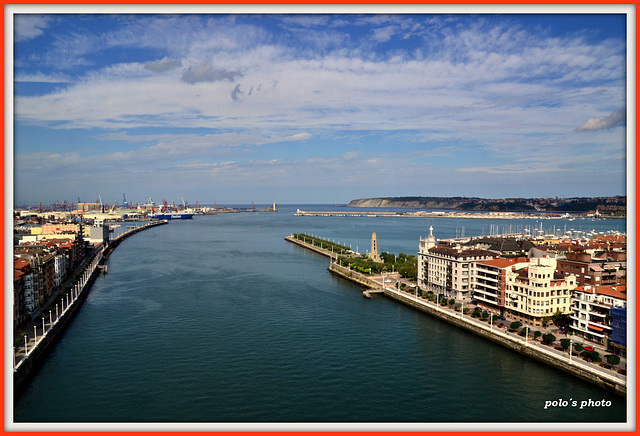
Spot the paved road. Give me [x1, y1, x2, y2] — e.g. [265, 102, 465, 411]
[367, 273, 626, 377]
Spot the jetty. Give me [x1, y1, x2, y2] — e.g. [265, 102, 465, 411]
[285, 234, 626, 396]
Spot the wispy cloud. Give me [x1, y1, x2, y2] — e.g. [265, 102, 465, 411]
[576, 108, 626, 131]
[144, 57, 182, 73]
[12, 13, 628, 203]
[14, 15, 52, 42]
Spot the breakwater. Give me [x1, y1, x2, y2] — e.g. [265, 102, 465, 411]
[286, 234, 626, 396]
[13, 220, 167, 397]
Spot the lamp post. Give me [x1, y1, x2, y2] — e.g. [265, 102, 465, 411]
[570, 339, 573, 362]
[34, 325, 37, 344]
[42, 317, 45, 336]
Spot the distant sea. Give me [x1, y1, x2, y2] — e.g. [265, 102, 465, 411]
[13, 205, 628, 430]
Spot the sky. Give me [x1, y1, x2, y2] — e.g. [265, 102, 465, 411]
[11, 7, 630, 207]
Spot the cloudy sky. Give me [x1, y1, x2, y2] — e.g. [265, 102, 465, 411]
[11, 8, 629, 206]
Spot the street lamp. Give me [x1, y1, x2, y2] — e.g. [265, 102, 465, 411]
[570, 339, 573, 362]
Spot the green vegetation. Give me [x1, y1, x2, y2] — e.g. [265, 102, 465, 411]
[542, 333, 556, 345]
[292, 233, 351, 255]
[607, 355, 621, 366]
[560, 339, 571, 350]
[335, 250, 417, 281]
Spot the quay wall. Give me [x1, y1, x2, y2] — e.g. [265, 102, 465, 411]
[14, 220, 167, 397]
[286, 235, 626, 397]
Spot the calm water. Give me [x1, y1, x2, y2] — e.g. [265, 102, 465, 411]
[13, 205, 629, 429]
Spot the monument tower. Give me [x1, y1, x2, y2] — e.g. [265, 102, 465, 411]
[370, 232, 382, 263]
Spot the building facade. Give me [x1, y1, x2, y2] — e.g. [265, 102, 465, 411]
[474, 257, 530, 314]
[557, 251, 626, 287]
[503, 257, 576, 327]
[570, 284, 627, 351]
[418, 226, 496, 301]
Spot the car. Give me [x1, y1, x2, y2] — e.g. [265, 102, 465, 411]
[384, 279, 393, 283]
[583, 346, 595, 352]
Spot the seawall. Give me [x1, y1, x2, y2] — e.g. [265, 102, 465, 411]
[328, 262, 626, 397]
[13, 220, 168, 398]
[285, 234, 626, 397]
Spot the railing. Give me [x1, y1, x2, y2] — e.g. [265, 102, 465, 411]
[14, 247, 104, 371]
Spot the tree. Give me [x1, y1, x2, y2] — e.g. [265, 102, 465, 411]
[560, 339, 571, 350]
[534, 331, 542, 340]
[448, 298, 455, 306]
[481, 311, 489, 320]
[542, 333, 556, 345]
[574, 344, 583, 352]
[510, 321, 521, 330]
[607, 355, 621, 366]
[586, 350, 600, 362]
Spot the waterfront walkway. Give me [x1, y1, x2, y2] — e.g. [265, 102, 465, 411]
[13, 221, 166, 371]
[285, 234, 626, 395]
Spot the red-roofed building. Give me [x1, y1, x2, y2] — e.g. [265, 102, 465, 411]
[13, 257, 34, 328]
[474, 258, 530, 314]
[571, 284, 627, 348]
[557, 251, 626, 287]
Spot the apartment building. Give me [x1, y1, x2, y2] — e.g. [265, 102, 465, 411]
[571, 284, 627, 351]
[474, 257, 529, 314]
[418, 226, 496, 301]
[557, 251, 626, 287]
[504, 257, 576, 327]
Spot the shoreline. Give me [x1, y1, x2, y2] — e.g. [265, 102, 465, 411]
[285, 235, 626, 396]
[13, 220, 168, 398]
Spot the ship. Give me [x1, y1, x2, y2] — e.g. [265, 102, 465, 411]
[150, 212, 194, 220]
[149, 205, 194, 220]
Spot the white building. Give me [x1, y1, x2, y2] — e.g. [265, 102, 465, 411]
[418, 226, 496, 301]
[504, 257, 576, 326]
[571, 284, 627, 346]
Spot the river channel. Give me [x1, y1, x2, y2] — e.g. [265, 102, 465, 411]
[12, 205, 629, 430]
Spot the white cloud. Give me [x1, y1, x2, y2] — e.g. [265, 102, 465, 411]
[14, 15, 52, 42]
[144, 57, 182, 73]
[576, 109, 626, 131]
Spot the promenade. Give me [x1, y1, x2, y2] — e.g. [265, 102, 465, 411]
[13, 220, 167, 394]
[286, 234, 627, 396]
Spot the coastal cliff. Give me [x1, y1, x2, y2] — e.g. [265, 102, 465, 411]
[347, 196, 627, 214]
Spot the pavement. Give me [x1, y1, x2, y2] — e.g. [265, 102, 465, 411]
[367, 273, 626, 374]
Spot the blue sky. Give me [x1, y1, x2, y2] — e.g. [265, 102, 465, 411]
[11, 8, 629, 206]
